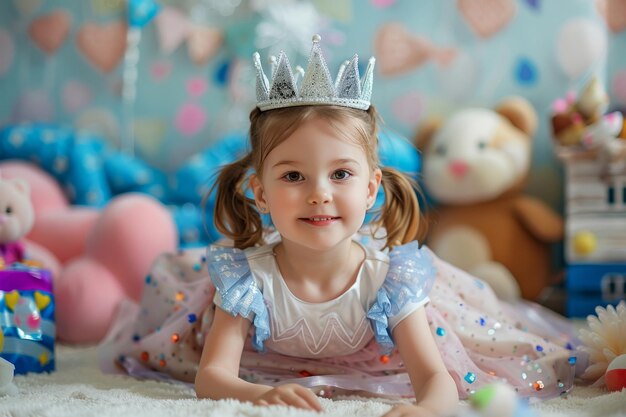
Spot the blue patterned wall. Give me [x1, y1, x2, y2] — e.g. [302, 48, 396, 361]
[1, 0, 625, 210]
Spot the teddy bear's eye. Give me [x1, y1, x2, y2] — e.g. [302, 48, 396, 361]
[5, 206, 12, 215]
[435, 144, 447, 155]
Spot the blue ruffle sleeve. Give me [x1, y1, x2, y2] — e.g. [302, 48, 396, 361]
[366, 241, 436, 354]
[206, 245, 270, 352]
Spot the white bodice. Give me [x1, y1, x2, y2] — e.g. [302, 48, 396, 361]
[245, 242, 389, 358]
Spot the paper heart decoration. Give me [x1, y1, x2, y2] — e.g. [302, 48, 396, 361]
[374, 23, 457, 76]
[34, 291, 51, 311]
[155, 6, 223, 65]
[76, 21, 128, 73]
[458, 0, 517, 38]
[154, 6, 191, 53]
[596, 0, 626, 33]
[28, 10, 72, 55]
[4, 290, 19, 311]
[188, 27, 222, 66]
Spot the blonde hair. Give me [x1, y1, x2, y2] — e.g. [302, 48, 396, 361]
[213, 105, 426, 249]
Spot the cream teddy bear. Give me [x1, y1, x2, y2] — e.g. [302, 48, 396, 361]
[416, 97, 564, 301]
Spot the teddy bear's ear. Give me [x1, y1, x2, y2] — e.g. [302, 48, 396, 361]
[9, 178, 31, 195]
[414, 117, 443, 151]
[495, 96, 538, 137]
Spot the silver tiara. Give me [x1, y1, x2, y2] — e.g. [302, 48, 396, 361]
[253, 34, 375, 112]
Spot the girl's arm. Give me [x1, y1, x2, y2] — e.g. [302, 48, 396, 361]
[195, 308, 321, 411]
[195, 307, 268, 401]
[385, 307, 459, 417]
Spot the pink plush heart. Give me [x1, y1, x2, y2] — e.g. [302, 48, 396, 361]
[596, 0, 626, 33]
[458, 0, 517, 38]
[76, 21, 127, 73]
[187, 26, 222, 66]
[374, 23, 435, 76]
[28, 10, 72, 55]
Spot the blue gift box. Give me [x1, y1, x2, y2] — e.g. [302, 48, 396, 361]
[565, 263, 626, 317]
[0, 264, 55, 374]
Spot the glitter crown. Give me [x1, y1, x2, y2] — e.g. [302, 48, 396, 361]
[253, 34, 375, 112]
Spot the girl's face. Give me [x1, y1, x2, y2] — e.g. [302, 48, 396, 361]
[250, 116, 381, 253]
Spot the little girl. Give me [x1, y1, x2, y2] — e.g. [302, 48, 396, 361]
[104, 36, 577, 416]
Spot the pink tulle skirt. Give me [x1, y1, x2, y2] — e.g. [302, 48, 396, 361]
[100, 247, 579, 400]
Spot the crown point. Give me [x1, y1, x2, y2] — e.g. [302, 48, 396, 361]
[312, 34, 321, 43]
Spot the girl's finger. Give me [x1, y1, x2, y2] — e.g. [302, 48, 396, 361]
[294, 386, 323, 411]
[281, 391, 316, 410]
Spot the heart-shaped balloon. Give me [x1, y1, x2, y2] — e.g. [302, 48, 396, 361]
[187, 26, 222, 66]
[76, 21, 127, 73]
[28, 10, 72, 55]
[4, 290, 19, 311]
[374, 23, 435, 76]
[596, 0, 626, 33]
[457, 0, 517, 38]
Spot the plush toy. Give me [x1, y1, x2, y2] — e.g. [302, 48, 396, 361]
[0, 175, 34, 266]
[0, 160, 178, 344]
[415, 97, 564, 301]
[550, 77, 626, 165]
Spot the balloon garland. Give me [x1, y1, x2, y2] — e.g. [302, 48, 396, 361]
[121, 0, 160, 156]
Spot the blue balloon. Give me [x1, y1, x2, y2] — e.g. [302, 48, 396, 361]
[128, 0, 160, 28]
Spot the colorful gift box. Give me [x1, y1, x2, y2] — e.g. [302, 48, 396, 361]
[0, 264, 55, 374]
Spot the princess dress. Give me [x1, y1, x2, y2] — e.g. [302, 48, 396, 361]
[100, 236, 578, 400]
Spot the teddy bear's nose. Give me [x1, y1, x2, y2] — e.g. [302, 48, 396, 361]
[449, 160, 469, 178]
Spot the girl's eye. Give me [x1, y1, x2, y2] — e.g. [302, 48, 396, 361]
[5, 206, 12, 214]
[331, 170, 351, 180]
[435, 144, 446, 155]
[283, 172, 303, 182]
[477, 141, 487, 150]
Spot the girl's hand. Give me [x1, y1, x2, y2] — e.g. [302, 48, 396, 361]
[254, 383, 322, 412]
[383, 404, 438, 417]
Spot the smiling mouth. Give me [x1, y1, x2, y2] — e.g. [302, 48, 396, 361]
[299, 216, 340, 225]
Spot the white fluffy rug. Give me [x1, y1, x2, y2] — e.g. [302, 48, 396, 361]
[1, 345, 625, 417]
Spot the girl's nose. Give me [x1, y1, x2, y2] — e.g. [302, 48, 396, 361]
[307, 184, 332, 205]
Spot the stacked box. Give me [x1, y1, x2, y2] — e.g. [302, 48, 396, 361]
[558, 149, 626, 317]
[0, 264, 55, 374]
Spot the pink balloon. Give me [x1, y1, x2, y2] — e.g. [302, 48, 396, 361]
[186, 77, 207, 97]
[612, 69, 626, 105]
[62, 80, 92, 113]
[0, 29, 14, 75]
[151, 61, 172, 81]
[175, 103, 207, 136]
[371, 0, 395, 8]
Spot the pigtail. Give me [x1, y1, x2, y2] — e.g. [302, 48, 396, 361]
[212, 153, 263, 249]
[375, 167, 427, 249]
